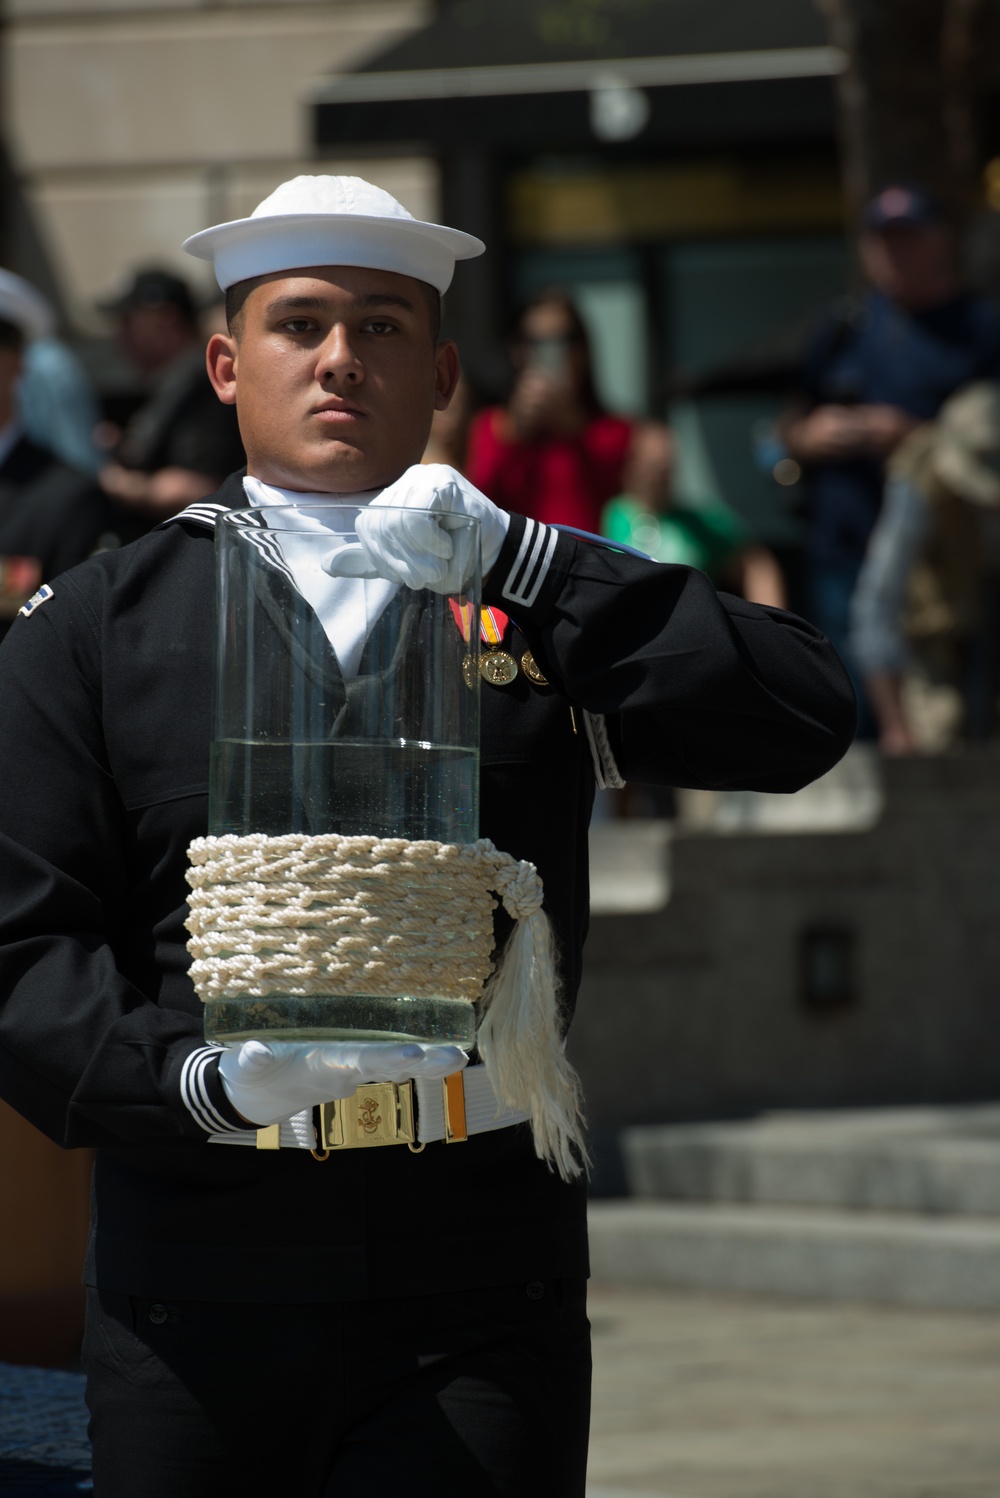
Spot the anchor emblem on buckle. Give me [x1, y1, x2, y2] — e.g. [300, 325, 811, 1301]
[316, 1082, 418, 1150]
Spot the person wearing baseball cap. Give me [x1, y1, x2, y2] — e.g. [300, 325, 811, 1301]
[781, 181, 1000, 737]
[96, 264, 245, 526]
[861, 182, 945, 232]
[0, 175, 856, 1495]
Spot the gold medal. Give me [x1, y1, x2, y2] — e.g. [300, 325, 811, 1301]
[462, 655, 477, 690]
[480, 650, 519, 686]
[520, 650, 549, 686]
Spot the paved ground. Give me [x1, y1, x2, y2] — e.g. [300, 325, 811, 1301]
[586, 1285, 1000, 1498]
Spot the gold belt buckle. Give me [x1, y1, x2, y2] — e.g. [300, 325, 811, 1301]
[317, 1081, 417, 1151]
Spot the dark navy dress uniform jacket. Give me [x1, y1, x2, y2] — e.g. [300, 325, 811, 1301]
[0, 470, 856, 1302]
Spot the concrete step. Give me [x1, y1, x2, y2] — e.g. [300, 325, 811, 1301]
[588, 1490, 686, 1498]
[675, 739, 884, 833]
[588, 818, 671, 913]
[618, 1105, 1000, 1216]
[588, 1200, 1000, 1310]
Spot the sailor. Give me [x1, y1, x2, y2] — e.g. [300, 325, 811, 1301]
[0, 176, 856, 1497]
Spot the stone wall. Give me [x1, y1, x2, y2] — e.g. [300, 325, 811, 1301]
[569, 755, 1000, 1129]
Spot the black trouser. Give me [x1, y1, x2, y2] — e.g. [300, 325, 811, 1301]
[83, 1278, 592, 1497]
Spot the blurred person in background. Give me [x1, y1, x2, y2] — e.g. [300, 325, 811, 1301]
[1, 271, 106, 478]
[602, 423, 786, 819]
[465, 290, 635, 533]
[20, 336, 104, 477]
[0, 271, 125, 639]
[603, 422, 787, 608]
[850, 382, 1000, 754]
[98, 268, 245, 524]
[422, 370, 478, 469]
[780, 184, 1000, 733]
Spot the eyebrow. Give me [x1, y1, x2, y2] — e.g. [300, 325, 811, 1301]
[356, 292, 417, 314]
[263, 291, 418, 317]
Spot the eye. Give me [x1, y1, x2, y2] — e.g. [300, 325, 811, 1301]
[280, 317, 317, 335]
[362, 319, 398, 336]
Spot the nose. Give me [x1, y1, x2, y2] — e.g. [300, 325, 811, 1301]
[316, 323, 363, 385]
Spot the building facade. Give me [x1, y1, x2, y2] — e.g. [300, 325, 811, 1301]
[1, 0, 436, 328]
[1, 0, 859, 547]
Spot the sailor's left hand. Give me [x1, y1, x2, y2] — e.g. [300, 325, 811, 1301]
[328, 464, 510, 592]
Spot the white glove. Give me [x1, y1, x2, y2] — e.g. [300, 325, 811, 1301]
[323, 464, 510, 593]
[219, 1039, 468, 1127]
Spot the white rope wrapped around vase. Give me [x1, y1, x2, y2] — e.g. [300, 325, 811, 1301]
[185, 833, 587, 1180]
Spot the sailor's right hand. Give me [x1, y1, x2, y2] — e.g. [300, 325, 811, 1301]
[325, 464, 510, 592]
[218, 1039, 468, 1127]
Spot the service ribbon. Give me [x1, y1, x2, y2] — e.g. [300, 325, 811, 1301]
[448, 600, 510, 645]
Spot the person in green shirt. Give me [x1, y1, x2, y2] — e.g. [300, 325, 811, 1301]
[602, 422, 786, 608]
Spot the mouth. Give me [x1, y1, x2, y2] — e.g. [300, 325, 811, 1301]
[311, 400, 367, 422]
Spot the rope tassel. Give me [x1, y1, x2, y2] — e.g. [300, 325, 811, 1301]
[476, 888, 588, 1183]
[185, 833, 588, 1180]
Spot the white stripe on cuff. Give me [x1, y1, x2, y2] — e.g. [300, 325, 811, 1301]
[180, 1045, 245, 1134]
[502, 519, 558, 609]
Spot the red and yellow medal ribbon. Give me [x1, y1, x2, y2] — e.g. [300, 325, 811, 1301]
[449, 597, 477, 643]
[479, 605, 508, 645]
[449, 599, 510, 645]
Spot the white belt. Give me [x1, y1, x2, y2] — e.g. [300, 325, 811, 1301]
[207, 1063, 529, 1154]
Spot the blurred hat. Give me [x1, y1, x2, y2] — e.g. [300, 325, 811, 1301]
[931, 382, 1000, 506]
[182, 175, 485, 295]
[863, 183, 945, 231]
[0, 269, 54, 341]
[99, 268, 197, 320]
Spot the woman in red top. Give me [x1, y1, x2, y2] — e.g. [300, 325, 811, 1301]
[465, 291, 635, 534]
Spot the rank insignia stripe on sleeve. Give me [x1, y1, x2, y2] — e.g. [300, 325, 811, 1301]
[18, 584, 54, 618]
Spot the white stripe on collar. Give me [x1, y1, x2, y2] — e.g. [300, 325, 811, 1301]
[161, 501, 230, 529]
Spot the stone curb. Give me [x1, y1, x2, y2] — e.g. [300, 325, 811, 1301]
[588, 1201, 1000, 1309]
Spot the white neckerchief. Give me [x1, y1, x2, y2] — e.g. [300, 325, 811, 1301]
[242, 475, 398, 678]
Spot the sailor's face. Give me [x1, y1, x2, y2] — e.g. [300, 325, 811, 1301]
[208, 266, 458, 493]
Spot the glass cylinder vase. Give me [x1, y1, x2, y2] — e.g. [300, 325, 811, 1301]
[202, 501, 481, 1047]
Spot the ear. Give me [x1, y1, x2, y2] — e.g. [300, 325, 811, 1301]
[433, 340, 461, 411]
[206, 332, 238, 406]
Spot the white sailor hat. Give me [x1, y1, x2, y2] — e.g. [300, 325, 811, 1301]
[0, 269, 54, 341]
[182, 175, 485, 296]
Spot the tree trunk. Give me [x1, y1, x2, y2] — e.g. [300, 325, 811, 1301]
[816, 0, 990, 225]
[942, 0, 994, 192]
